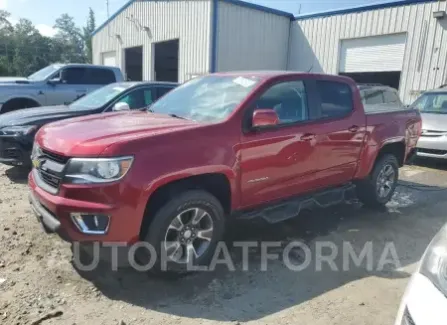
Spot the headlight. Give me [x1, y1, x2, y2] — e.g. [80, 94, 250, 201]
[0, 125, 37, 136]
[64, 157, 134, 184]
[419, 224, 447, 296]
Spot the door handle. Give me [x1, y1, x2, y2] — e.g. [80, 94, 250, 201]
[348, 125, 359, 133]
[300, 133, 316, 141]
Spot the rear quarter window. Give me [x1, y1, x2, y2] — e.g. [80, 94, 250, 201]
[316, 80, 353, 119]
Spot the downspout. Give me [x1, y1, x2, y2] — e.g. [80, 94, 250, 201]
[210, 0, 218, 73]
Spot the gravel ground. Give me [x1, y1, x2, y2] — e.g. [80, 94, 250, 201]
[1, 161, 447, 325]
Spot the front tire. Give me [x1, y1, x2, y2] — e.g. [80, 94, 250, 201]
[137, 190, 225, 275]
[356, 154, 399, 207]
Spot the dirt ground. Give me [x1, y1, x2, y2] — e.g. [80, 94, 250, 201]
[1, 160, 447, 325]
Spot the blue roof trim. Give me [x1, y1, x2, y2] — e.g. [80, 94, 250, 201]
[211, 0, 218, 72]
[92, 0, 135, 36]
[221, 0, 294, 19]
[294, 0, 437, 20]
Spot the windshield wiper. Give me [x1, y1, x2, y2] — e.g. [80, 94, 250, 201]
[168, 113, 187, 119]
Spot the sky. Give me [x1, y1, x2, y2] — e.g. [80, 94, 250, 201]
[0, 0, 397, 37]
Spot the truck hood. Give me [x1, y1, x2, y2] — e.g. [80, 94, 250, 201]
[0, 77, 30, 84]
[37, 111, 200, 156]
[421, 113, 447, 132]
[0, 105, 91, 127]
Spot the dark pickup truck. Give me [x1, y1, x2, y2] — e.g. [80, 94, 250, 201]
[29, 72, 421, 273]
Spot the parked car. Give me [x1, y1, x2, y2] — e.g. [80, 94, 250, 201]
[0, 81, 177, 167]
[0, 64, 124, 114]
[394, 223, 447, 325]
[358, 83, 404, 112]
[411, 87, 447, 159]
[28, 72, 421, 274]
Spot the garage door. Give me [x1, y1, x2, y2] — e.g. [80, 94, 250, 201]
[102, 52, 117, 67]
[339, 34, 407, 73]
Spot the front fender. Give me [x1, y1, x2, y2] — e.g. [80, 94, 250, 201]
[0, 86, 44, 107]
[137, 165, 238, 216]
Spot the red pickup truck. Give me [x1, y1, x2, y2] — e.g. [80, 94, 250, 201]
[28, 72, 421, 272]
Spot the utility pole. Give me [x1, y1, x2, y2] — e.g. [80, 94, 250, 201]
[106, 0, 111, 37]
[298, 4, 302, 15]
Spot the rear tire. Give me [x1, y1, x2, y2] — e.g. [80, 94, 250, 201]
[136, 190, 225, 276]
[356, 154, 399, 208]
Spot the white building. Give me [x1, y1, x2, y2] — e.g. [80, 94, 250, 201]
[92, 0, 447, 104]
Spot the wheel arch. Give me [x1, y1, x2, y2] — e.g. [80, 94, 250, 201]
[138, 169, 235, 241]
[1, 96, 41, 113]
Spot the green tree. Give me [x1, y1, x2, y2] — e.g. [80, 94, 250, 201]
[54, 13, 86, 63]
[83, 8, 96, 63]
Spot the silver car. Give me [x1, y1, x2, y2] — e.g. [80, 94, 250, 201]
[413, 87, 447, 158]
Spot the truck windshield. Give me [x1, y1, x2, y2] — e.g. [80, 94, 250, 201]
[70, 83, 135, 110]
[28, 65, 62, 81]
[149, 75, 261, 122]
[412, 93, 447, 114]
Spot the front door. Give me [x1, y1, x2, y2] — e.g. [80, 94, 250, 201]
[45, 67, 90, 106]
[239, 79, 320, 208]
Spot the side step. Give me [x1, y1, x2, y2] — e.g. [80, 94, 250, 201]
[237, 183, 356, 224]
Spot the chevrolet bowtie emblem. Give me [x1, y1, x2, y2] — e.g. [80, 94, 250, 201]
[32, 157, 45, 169]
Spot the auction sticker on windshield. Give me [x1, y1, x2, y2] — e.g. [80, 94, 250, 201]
[233, 76, 257, 88]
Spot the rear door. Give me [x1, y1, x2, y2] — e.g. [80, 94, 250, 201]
[312, 79, 366, 188]
[240, 78, 321, 208]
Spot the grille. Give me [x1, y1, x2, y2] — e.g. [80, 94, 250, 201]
[39, 169, 62, 188]
[35, 149, 69, 191]
[41, 148, 69, 164]
[403, 308, 416, 325]
[418, 148, 447, 155]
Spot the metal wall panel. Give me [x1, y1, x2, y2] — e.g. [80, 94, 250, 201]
[216, 0, 290, 71]
[92, 0, 212, 83]
[289, 1, 447, 104]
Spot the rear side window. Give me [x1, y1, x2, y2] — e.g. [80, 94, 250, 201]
[383, 90, 401, 105]
[316, 80, 353, 118]
[364, 89, 384, 105]
[87, 68, 116, 85]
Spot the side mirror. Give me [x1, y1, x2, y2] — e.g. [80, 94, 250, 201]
[252, 109, 279, 128]
[113, 102, 130, 111]
[47, 78, 62, 85]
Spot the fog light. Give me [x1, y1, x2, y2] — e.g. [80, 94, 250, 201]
[70, 213, 110, 235]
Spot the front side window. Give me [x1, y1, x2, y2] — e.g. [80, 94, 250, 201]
[156, 87, 174, 99]
[317, 80, 353, 118]
[118, 88, 149, 110]
[255, 80, 308, 124]
[150, 75, 261, 122]
[62, 67, 87, 85]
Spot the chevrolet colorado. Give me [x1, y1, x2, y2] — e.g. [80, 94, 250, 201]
[28, 72, 421, 273]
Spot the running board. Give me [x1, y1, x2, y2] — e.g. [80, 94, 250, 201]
[237, 183, 356, 224]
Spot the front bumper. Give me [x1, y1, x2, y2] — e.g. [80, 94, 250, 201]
[417, 135, 447, 159]
[395, 273, 447, 325]
[28, 170, 144, 244]
[0, 134, 33, 166]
